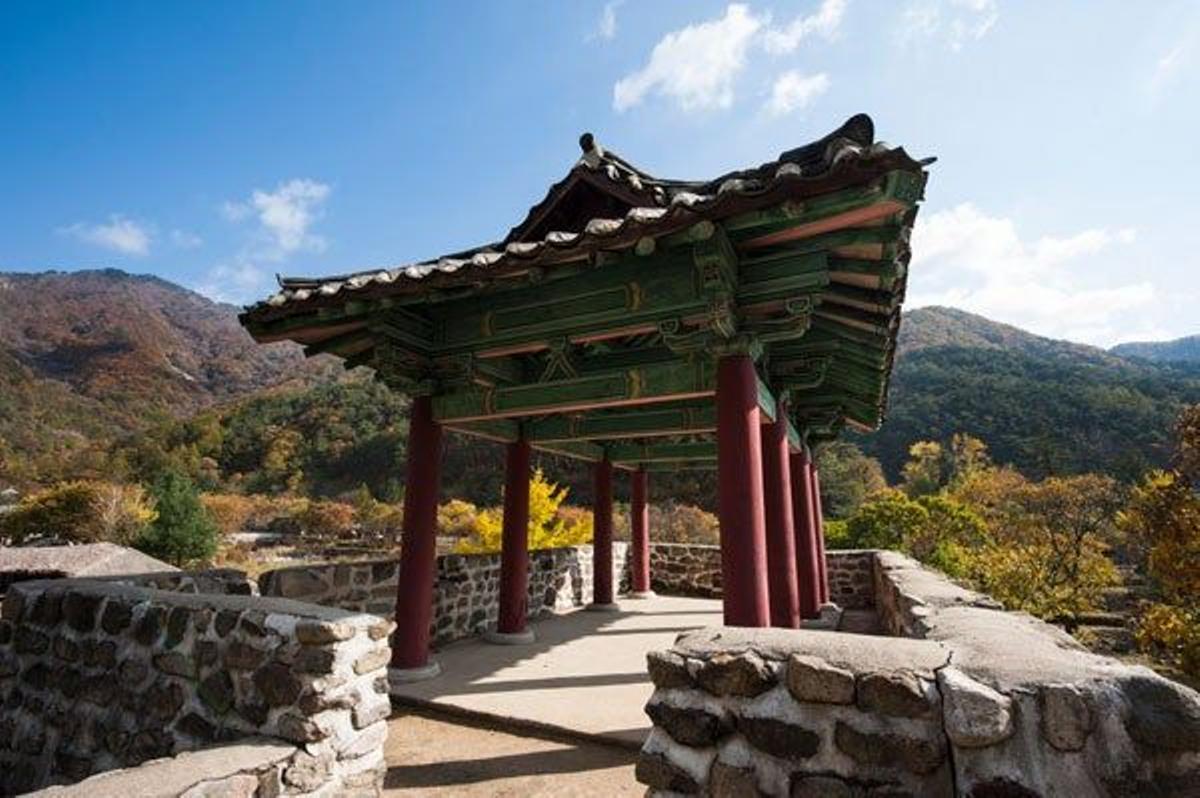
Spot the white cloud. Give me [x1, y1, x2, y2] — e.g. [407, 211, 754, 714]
[60, 215, 152, 256]
[223, 178, 330, 260]
[195, 260, 268, 305]
[613, 4, 765, 112]
[170, 229, 203, 249]
[899, 0, 997, 51]
[762, 0, 846, 54]
[592, 0, 624, 41]
[765, 70, 830, 116]
[907, 203, 1152, 346]
[205, 176, 331, 304]
[1149, 36, 1195, 97]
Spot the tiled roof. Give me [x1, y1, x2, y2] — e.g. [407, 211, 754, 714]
[243, 114, 929, 323]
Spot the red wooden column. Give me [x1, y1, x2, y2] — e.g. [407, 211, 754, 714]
[810, 456, 831, 604]
[761, 399, 800, 628]
[589, 457, 618, 610]
[489, 437, 535, 643]
[790, 447, 822, 619]
[629, 467, 654, 598]
[715, 354, 771, 627]
[390, 395, 443, 680]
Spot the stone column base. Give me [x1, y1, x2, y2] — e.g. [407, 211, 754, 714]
[585, 602, 621, 612]
[626, 591, 657, 599]
[388, 661, 441, 689]
[484, 628, 536, 645]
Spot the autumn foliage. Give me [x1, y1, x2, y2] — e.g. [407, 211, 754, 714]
[456, 469, 593, 554]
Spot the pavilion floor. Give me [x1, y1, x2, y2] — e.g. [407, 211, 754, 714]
[388, 594, 723, 748]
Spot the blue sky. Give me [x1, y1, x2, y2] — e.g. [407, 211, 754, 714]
[2, 1, 1197, 346]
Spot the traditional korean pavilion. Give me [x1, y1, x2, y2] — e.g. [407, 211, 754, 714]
[241, 114, 931, 680]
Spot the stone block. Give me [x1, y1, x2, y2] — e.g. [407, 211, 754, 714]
[224, 640, 268, 671]
[14, 625, 48, 655]
[647, 650, 693, 689]
[787, 654, 855, 705]
[635, 751, 699, 793]
[353, 647, 390, 675]
[1, 591, 24, 622]
[834, 721, 946, 776]
[154, 651, 195, 678]
[30, 592, 62, 626]
[277, 713, 323, 743]
[198, 671, 235, 714]
[645, 701, 731, 747]
[283, 750, 335, 791]
[938, 667, 1014, 748]
[791, 775, 857, 798]
[1038, 683, 1092, 751]
[165, 605, 191, 648]
[857, 670, 935, 719]
[693, 651, 776, 697]
[710, 761, 761, 797]
[62, 589, 102, 632]
[214, 609, 240, 636]
[134, 605, 166, 645]
[146, 680, 186, 721]
[254, 662, 304, 707]
[100, 598, 133, 634]
[275, 568, 329, 598]
[295, 620, 355, 644]
[1121, 674, 1200, 752]
[737, 715, 820, 761]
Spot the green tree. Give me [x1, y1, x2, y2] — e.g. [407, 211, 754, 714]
[816, 441, 887, 518]
[134, 471, 219, 567]
[843, 490, 929, 551]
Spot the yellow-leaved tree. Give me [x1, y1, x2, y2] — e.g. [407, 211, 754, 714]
[456, 469, 593, 554]
[1122, 404, 1200, 677]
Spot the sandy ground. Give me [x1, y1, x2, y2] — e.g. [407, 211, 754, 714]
[382, 709, 641, 797]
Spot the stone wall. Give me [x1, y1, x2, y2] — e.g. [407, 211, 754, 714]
[0, 578, 393, 796]
[648, 543, 723, 597]
[648, 544, 875, 609]
[637, 550, 1200, 797]
[259, 543, 630, 646]
[825, 549, 874, 610]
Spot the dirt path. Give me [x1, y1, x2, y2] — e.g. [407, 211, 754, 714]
[382, 709, 642, 797]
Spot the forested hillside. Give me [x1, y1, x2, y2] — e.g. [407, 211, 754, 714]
[0, 269, 337, 483]
[1111, 334, 1200, 364]
[858, 308, 1200, 481]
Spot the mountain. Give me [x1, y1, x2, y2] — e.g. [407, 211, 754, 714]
[858, 307, 1200, 481]
[1111, 335, 1200, 364]
[0, 269, 338, 483]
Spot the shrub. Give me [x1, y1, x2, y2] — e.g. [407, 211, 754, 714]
[134, 472, 218, 567]
[647, 501, 720, 545]
[437, 499, 478, 537]
[92, 483, 157, 545]
[296, 499, 356, 538]
[0, 481, 155, 545]
[200, 493, 258, 536]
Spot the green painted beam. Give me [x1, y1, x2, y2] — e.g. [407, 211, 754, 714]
[608, 441, 717, 465]
[431, 356, 715, 423]
[525, 402, 717, 443]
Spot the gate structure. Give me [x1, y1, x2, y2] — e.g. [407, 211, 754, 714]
[241, 114, 931, 680]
